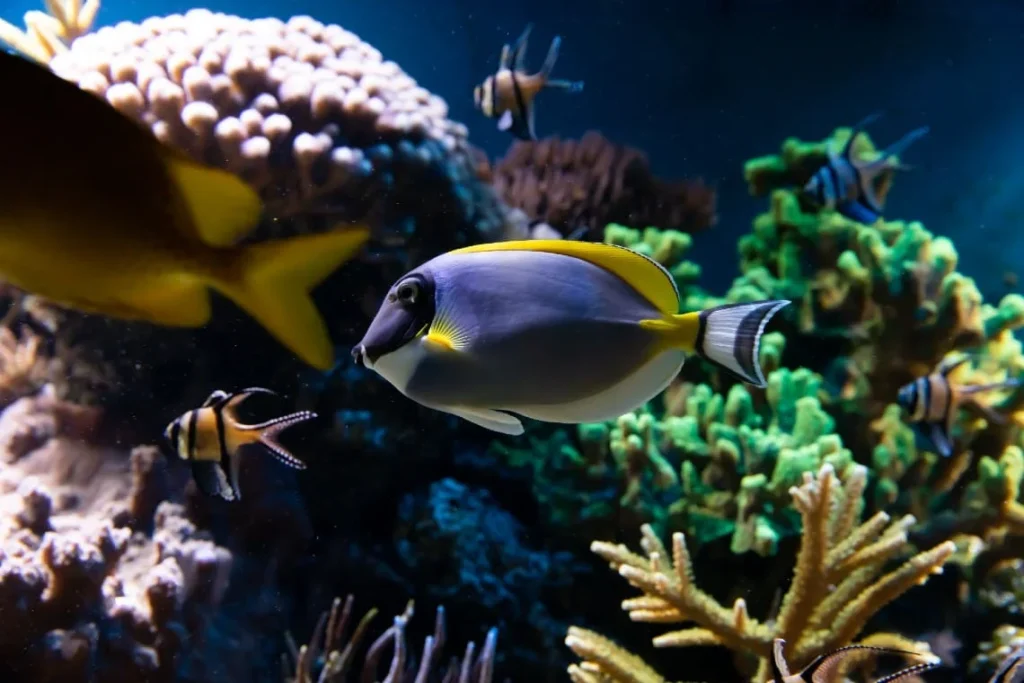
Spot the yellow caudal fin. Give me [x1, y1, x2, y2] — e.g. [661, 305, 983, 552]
[641, 300, 789, 387]
[212, 226, 371, 369]
[163, 150, 263, 247]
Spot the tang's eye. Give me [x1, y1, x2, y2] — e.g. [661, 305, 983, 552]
[396, 280, 420, 304]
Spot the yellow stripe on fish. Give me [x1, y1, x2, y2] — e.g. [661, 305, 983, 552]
[451, 240, 681, 315]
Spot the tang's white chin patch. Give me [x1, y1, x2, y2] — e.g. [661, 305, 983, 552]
[370, 339, 426, 394]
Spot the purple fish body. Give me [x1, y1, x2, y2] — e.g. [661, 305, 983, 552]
[404, 250, 663, 407]
[353, 241, 789, 435]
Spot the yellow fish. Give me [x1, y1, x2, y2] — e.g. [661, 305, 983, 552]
[163, 388, 315, 501]
[0, 50, 369, 370]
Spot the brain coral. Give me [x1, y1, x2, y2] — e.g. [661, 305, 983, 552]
[45, 8, 508, 247]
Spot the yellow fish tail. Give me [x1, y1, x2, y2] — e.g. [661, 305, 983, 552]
[212, 226, 371, 370]
[641, 300, 789, 388]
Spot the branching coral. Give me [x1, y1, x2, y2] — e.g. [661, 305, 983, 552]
[0, 0, 99, 64]
[42, 8, 508, 246]
[566, 463, 955, 682]
[283, 595, 498, 682]
[485, 131, 716, 239]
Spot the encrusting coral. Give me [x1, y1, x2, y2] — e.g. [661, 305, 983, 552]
[283, 595, 498, 682]
[484, 131, 717, 239]
[566, 463, 955, 682]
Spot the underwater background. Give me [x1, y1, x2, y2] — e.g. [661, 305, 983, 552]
[0, 0, 1024, 682]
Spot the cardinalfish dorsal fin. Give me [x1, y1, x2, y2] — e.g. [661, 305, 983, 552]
[508, 23, 533, 71]
[200, 389, 231, 408]
[450, 240, 680, 315]
[840, 111, 884, 161]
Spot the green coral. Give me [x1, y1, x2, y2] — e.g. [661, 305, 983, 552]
[578, 364, 851, 556]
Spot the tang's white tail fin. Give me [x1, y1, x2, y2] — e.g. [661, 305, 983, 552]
[695, 300, 790, 387]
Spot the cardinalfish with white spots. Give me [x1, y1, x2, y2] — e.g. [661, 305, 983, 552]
[770, 638, 941, 683]
[803, 112, 930, 224]
[897, 355, 1020, 458]
[0, 50, 370, 370]
[473, 24, 584, 141]
[352, 239, 789, 436]
[163, 388, 315, 501]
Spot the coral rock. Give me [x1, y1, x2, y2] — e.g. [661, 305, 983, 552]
[487, 131, 716, 238]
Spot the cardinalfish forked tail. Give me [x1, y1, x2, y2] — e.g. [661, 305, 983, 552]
[163, 388, 316, 501]
[352, 239, 789, 436]
[770, 638, 942, 683]
[0, 50, 369, 371]
[802, 112, 929, 224]
[897, 355, 1020, 458]
[473, 24, 584, 141]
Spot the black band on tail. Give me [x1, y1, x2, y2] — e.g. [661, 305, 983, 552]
[696, 300, 790, 387]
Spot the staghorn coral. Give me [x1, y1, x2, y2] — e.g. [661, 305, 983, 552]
[283, 595, 498, 682]
[42, 8, 508, 248]
[486, 131, 716, 239]
[0, 388, 233, 682]
[0, 0, 99, 64]
[566, 463, 955, 682]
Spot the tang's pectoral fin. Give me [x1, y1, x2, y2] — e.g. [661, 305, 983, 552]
[442, 405, 525, 435]
[191, 460, 237, 501]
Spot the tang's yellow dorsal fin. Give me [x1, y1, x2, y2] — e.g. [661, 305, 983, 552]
[162, 150, 262, 247]
[451, 240, 680, 314]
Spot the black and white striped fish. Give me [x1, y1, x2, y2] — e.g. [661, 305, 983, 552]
[163, 387, 315, 501]
[472, 24, 583, 141]
[803, 113, 929, 224]
[770, 638, 941, 683]
[897, 356, 1019, 458]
